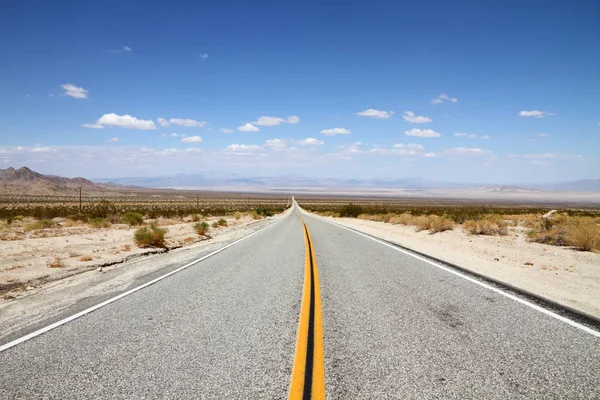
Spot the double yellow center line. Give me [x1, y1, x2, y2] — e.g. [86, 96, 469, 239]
[288, 220, 326, 399]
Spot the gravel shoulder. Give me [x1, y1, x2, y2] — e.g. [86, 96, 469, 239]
[314, 215, 600, 318]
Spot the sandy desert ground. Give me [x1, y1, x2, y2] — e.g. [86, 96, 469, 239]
[319, 216, 600, 318]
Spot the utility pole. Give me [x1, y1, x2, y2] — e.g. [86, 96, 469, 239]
[196, 194, 199, 209]
[79, 187, 82, 213]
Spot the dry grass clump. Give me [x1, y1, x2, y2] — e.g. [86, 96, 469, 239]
[388, 213, 414, 225]
[566, 218, 600, 251]
[88, 217, 111, 229]
[47, 257, 64, 268]
[194, 222, 210, 236]
[191, 214, 202, 222]
[234, 212, 242, 220]
[134, 224, 166, 248]
[79, 255, 93, 262]
[462, 214, 508, 236]
[251, 211, 264, 220]
[357, 213, 455, 234]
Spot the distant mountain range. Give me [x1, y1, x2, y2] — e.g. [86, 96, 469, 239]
[1, 167, 599, 196]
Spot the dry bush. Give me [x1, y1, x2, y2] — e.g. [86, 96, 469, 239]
[211, 221, 219, 228]
[24, 219, 54, 231]
[565, 217, 600, 251]
[192, 214, 202, 222]
[429, 216, 456, 233]
[120, 212, 144, 226]
[358, 214, 384, 222]
[234, 212, 242, 220]
[79, 255, 93, 262]
[388, 213, 414, 225]
[122, 244, 131, 251]
[89, 217, 110, 229]
[463, 214, 508, 235]
[251, 211, 263, 220]
[413, 216, 432, 232]
[47, 257, 64, 268]
[134, 224, 166, 248]
[194, 222, 210, 236]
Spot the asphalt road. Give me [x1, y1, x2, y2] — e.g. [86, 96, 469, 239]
[1, 205, 599, 399]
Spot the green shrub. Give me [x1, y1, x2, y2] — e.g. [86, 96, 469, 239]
[120, 211, 144, 226]
[192, 214, 202, 222]
[134, 224, 166, 248]
[89, 217, 110, 229]
[194, 222, 210, 236]
[218, 218, 228, 227]
[24, 219, 54, 231]
[339, 204, 364, 218]
[212, 221, 219, 228]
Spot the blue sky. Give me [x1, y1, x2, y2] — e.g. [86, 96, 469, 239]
[1, 0, 598, 183]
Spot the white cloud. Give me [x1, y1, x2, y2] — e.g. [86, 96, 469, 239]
[265, 138, 287, 147]
[157, 118, 170, 127]
[181, 136, 203, 143]
[96, 113, 157, 130]
[537, 133, 549, 138]
[238, 123, 260, 132]
[199, 53, 209, 60]
[523, 153, 556, 159]
[169, 118, 205, 128]
[454, 132, 491, 139]
[123, 46, 132, 52]
[518, 110, 554, 118]
[170, 133, 186, 138]
[60, 83, 88, 99]
[356, 109, 394, 119]
[226, 144, 262, 151]
[254, 116, 287, 126]
[110, 46, 132, 53]
[320, 128, 351, 136]
[106, 138, 119, 143]
[443, 147, 491, 156]
[370, 143, 425, 156]
[82, 123, 104, 129]
[220, 128, 234, 133]
[287, 115, 300, 124]
[405, 128, 441, 138]
[402, 111, 432, 124]
[432, 93, 458, 104]
[296, 138, 323, 146]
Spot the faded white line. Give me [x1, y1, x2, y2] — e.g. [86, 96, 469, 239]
[0, 212, 290, 353]
[303, 208, 600, 338]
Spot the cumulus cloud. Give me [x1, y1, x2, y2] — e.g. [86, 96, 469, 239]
[431, 93, 458, 104]
[106, 138, 119, 143]
[82, 123, 104, 129]
[170, 118, 205, 127]
[225, 144, 262, 151]
[296, 138, 323, 146]
[254, 116, 287, 126]
[181, 136, 203, 143]
[220, 128, 234, 133]
[518, 110, 554, 118]
[454, 132, 491, 139]
[356, 109, 394, 119]
[405, 128, 441, 138]
[265, 138, 287, 148]
[238, 123, 260, 132]
[402, 111, 432, 124]
[287, 115, 300, 124]
[96, 113, 157, 130]
[443, 147, 491, 156]
[370, 143, 425, 156]
[320, 128, 351, 136]
[60, 83, 88, 99]
[157, 118, 170, 127]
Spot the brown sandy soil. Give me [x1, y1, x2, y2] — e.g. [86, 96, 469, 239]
[318, 216, 600, 318]
[0, 215, 263, 298]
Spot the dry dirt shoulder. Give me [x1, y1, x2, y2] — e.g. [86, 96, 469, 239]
[319, 216, 600, 319]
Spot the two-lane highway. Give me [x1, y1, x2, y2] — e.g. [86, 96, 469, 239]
[1, 203, 599, 399]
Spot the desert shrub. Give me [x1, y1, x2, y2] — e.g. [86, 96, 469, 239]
[339, 204, 364, 218]
[79, 255, 93, 262]
[120, 211, 144, 226]
[413, 216, 432, 232]
[429, 216, 456, 233]
[463, 214, 508, 235]
[194, 222, 210, 236]
[89, 217, 110, 229]
[218, 219, 228, 227]
[211, 221, 219, 228]
[192, 214, 202, 222]
[134, 224, 166, 248]
[47, 257, 64, 268]
[24, 219, 54, 231]
[565, 217, 600, 251]
[388, 213, 414, 225]
[234, 212, 242, 220]
[252, 211, 263, 220]
[255, 208, 274, 217]
[358, 214, 384, 222]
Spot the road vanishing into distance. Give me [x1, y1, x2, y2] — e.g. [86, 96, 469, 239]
[1, 201, 599, 399]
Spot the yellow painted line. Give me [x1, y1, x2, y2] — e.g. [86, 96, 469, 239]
[289, 220, 326, 399]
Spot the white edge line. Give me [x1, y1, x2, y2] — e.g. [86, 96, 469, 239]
[301, 207, 600, 338]
[0, 211, 291, 353]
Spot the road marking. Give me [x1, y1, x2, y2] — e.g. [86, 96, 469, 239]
[0, 214, 289, 353]
[289, 221, 326, 399]
[308, 212, 600, 338]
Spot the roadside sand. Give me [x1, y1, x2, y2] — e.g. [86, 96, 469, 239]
[319, 216, 600, 318]
[0, 212, 288, 340]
